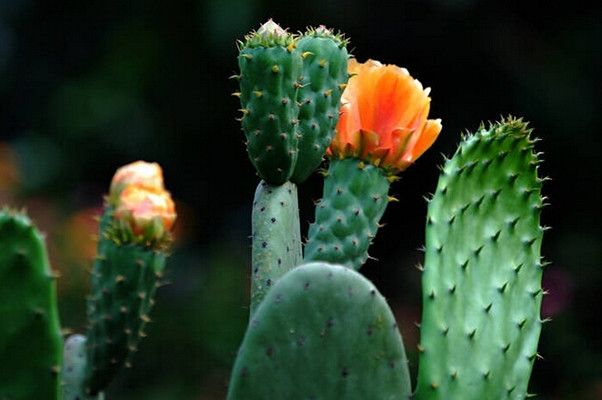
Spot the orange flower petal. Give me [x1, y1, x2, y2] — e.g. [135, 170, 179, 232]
[330, 58, 441, 174]
[382, 128, 415, 167]
[406, 119, 442, 162]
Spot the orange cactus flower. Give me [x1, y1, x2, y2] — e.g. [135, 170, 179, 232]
[114, 185, 177, 243]
[330, 58, 442, 174]
[110, 161, 165, 200]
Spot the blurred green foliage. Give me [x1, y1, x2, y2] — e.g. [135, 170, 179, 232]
[1, 0, 600, 398]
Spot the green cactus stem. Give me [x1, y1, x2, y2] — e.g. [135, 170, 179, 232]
[415, 118, 547, 400]
[84, 207, 168, 394]
[250, 180, 302, 316]
[62, 334, 104, 400]
[236, 19, 303, 184]
[0, 209, 62, 400]
[304, 158, 393, 270]
[228, 261, 411, 400]
[290, 26, 349, 183]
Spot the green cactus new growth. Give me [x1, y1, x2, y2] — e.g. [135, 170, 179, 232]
[415, 118, 546, 400]
[290, 26, 349, 184]
[236, 19, 303, 185]
[0, 209, 62, 400]
[304, 158, 393, 270]
[228, 262, 411, 400]
[250, 180, 302, 316]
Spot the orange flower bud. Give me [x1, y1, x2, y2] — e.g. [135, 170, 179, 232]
[329, 58, 442, 174]
[114, 185, 176, 244]
[110, 161, 165, 200]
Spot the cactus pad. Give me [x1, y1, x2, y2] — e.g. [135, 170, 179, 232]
[84, 210, 166, 394]
[304, 158, 391, 269]
[63, 334, 104, 400]
[237, 20, 303, 184]
[0, 209, 62, 400]
[415, 118, 546, 399]
[227, 262, 411, 400]
[250, 180, 302, 315]
[290, 27, 349, 183]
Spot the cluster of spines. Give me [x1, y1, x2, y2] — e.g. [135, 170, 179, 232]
[304, 158, 394, 270]
[415, 117, 547, 400]
[84, 208, 167, 395]
[239, 19, 297, 50]
[0, 209, 62, 400]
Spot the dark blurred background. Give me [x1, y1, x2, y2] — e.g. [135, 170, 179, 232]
[1, 0, 600, 398]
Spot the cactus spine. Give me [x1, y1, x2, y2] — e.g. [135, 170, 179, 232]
[415, 118, 546, 399]
[0, 209, 62, 400]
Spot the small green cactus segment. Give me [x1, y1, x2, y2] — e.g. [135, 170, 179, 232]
[415, 118, 546, 400]
[227, 262, 411, 400]
[62, 334, 104, 400]
[237, 19, 303, 184]
[250, 180, 302, 316]
[84, 209, 166, 395]
[304, 158, 391, 270]
[0, 209, 62, 400]
[290, 26, 349, 183]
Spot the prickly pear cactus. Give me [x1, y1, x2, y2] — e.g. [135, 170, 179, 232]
[84, 160, 176, 395]
[304, 158, 393, 269]
[290, 26, 349, 183]
[228, 262, 411, 400]
[236, 19, 303, 184]
[0, 209, 62, 400]
[415, 118, 546, 400]
[84, 209, 167, 394]
[250, 181, 302, 316]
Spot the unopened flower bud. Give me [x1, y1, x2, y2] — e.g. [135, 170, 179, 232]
[110, 161, 164, 201]
[113, 183, 176, 245]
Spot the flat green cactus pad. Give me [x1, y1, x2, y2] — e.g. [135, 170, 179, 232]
[228, 262, 411, 400]
[415, 118, 546, 400]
